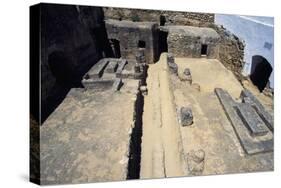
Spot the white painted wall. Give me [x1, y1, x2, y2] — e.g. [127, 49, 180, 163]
[215, 14, 274, 88]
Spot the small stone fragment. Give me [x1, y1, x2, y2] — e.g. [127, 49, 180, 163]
[180, 68, 192, 83]
[167, 53, 175, 64]
[167, 53, 178, 75]
[179, 107, 193, 126]
[168, 62, 178, 75]
[186, 149, 205, 175]
[140, 85, 148, 95]
[192, 149, 205, 163]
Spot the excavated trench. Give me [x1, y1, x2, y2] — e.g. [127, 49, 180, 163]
[126, 63, 148, 179]
[126, 91, 144, 179]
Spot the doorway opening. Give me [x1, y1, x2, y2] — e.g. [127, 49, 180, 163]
[250, 55, 272, 92]
[159, 30, 168, 56]
[109, 39, 121, 58]
[201, 44, 208, 56]
[160, 15, 166, 26]
[138, 40, 146, 49]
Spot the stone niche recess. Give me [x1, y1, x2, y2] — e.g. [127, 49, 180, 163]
[105, 19, 159, 64]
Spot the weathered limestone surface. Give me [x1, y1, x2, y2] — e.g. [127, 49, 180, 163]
[173, 57, 273, 176]
[178, 107, 193, 127]
[40, 80, 140, 185]
[116, 59, 128, 77]
[240, 89, 274, 131]
[166, 26, 220, 58]
[82, 58, 144, 91]
[103, 7, 215, 26]
[180, 68, 192, 83]
[141, 54, 186, 179]
[215, 88, 273, 155]
[185, 149, 205, 175]
[112, 78, 123, 91]
[105, 60, 119, 73]
[210, 24, 245, 82]
[82, 79, 114, 90]
[105, 19, 158, 64]
[167, 53, 178, 75]
[236, 104, 268, 137]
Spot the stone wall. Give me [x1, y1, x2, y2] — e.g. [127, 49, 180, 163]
[166, 26, 220, 58]
[103, 7, 214, 26]
[36, 3, 245, 121]
[40, 4, 103, 121]
[209, 24, 246, 82]
[105, 19, 158, 64]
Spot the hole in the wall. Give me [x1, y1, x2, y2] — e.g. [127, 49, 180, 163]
[250, 55, 272, 92]
[109, 38, 121, 58]
[138, 40, 146, 48]
[201, 44, 208, 56]
[160, 15, 166, 26]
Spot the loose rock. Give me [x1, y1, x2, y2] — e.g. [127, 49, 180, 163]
[179, 107, 193, 126]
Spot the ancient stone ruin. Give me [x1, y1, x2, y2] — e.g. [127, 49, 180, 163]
[30, 3, 274, 185]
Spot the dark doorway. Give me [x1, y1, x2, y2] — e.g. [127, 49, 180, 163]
[160, 15, 166, 26]
[109, 39, 121, 58]
[201, 44, 208, 56]
[138, 40, 146, 48]
[159, 30, 168, 56]
[250, 55, 272, 92]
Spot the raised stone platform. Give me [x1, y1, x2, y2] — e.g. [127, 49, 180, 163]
[82, 58, 145, 91]
[235, 104, 268, 137]
[40, 79, 141, 185]
[215, 88, 273, 155]
[240, 89, 274, 132]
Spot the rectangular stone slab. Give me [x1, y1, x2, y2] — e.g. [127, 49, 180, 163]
[240, 89, 274, 131]
[82, 79, 114, 91]
[116, 59, 128, 77]
[112, 78, 123, 91]
[87, 59, 109, 79]
[235, 104, 268, 137]
[215, 88, 273, 155]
